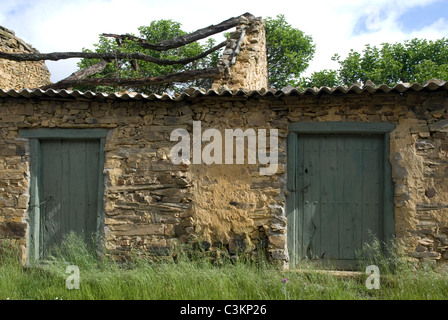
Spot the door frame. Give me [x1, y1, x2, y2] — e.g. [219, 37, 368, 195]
[19, 128, 108, 264]
[286, 122, 396, 268]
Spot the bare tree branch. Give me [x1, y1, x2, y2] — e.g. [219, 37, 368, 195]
[102, 12, 255, 51]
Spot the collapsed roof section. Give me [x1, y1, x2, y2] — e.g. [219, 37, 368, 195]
[0, 13, 262, 91]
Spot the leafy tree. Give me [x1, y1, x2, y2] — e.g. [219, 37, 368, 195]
[264, 14, 315, 88]
[76, 19, 220, 94]
[303, 38, 448, 88]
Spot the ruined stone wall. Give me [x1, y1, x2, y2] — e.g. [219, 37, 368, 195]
[212, 17, 269, 91]
[0, 26, 51, 90]
[0, 90, 447, 266]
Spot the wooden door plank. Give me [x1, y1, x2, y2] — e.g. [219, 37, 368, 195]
[301, 136, 315, 260]
[68, 140, 87, 236]
[28, 139, 42, 261]
[361, 136, 381, 246]
[308, 135, 321, 260]
[41, 139, 63, 256]
[319, 135, 339, 260]
[286, 133, 299, 266]
[61, 140, 70, 243]
[350, 136, 364, 258]
[297, 136, 306, 260]
[340, 135, 362, 260]
[336, 136, 345, 260]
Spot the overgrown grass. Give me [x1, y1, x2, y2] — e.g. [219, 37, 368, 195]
[0, 234, 447, 300]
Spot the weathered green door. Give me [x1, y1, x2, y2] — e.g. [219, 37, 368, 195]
[298, 134, 383, 268]
[20, 129, 107, 262]
[287, 122, 395, 270]
[39, 139, 101, 257]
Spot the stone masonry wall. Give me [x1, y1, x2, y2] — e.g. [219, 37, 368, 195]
[0, 26, 51, 90]
[0, 89, 447, 266]
[211, 17, 268, 91]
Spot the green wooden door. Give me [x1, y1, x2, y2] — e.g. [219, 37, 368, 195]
[39, 139, 102, 258]
[296, 133, 384, 268]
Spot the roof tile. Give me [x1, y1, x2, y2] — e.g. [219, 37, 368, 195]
[0, 80, 446, 102]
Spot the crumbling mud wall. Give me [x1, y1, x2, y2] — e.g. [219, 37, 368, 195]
[1, 87, 447, 267]
[0, 26, 51, 90]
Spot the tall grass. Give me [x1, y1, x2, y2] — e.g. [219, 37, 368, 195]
[0, 233, 447, 300]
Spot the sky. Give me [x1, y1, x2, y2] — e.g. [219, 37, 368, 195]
[1, 0, 447, 84]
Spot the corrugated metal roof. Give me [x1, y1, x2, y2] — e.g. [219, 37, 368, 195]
[0, 80, 447, 102]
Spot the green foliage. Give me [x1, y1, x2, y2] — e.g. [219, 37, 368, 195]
[264, 14, 315, 89]
[305, 38, 448, 88]
[76, 19, 220, 94]
[299, 69, 342, 88]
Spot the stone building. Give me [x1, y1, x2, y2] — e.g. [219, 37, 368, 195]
[0, 18, 448, 269]
[0, 26, 51, 90]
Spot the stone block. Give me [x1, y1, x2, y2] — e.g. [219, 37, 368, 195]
[423, 96, 448, 111]
[1, 115, 25, 123]
[0, 222, 26, 238]
[270, 249, 288, 261]
[228, 237, 247, 254]
[429, 119, 448, 132]
[109, 223, 164, 236]
[268, 235, 286, 249]
[415, 140, 436, 150]
[0, 170, 23, 180]
[164, 115, 192, 125]
[411, 251, 441, 259]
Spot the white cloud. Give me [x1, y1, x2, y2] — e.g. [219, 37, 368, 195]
[1, 0, 446, 83]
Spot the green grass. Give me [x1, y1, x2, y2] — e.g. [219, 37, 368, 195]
[1, 234, 448, 300]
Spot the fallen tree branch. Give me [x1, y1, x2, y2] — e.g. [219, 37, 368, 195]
[40, 67, 222, 90]
[102, 12, 255, 51]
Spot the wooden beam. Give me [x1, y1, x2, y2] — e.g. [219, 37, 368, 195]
[0, 42, 227, 65]
[102, 13, 255, 51]
[40, 67, 222, 90]
[230, 26, 246, 66]
[63, 60, 108, 81]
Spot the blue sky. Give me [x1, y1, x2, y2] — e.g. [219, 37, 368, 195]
[399, 1, 448, 32]
[1, 0, 447, 84]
